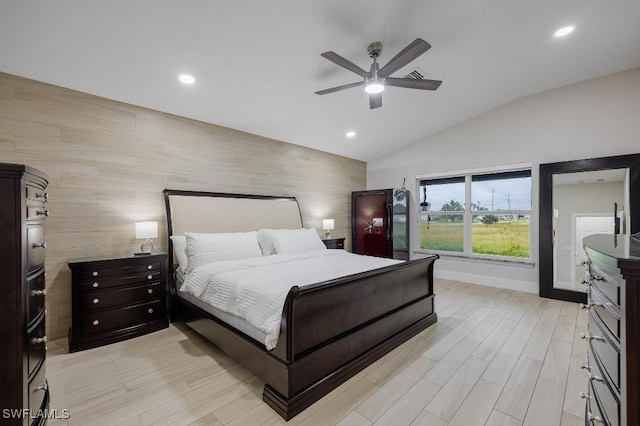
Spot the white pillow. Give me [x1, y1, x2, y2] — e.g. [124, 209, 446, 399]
[262, 228, 326, 254]
[184, 231, 262, 273]
[170, 235, 189, 271]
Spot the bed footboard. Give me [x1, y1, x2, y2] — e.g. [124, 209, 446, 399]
[265, 255, 438, 419]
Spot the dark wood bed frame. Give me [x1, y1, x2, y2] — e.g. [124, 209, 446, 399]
[163, 189, 438, 420]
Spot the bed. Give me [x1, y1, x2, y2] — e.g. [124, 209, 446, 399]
[163, 189, 438, 420]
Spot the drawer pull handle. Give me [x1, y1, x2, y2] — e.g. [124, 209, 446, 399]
[92, 282, 99, 288]
[147, 274, 153, 280]
[92, 320, 99, 326]
[92, 271, 99, 277]
[588, 373, 605, 383]
[580, 362, 591, 372]
[35, 383, 48, 392]
[579, 302, 602, 310]
[147, 265, 153, 270]
[32, 336, 47, 344]
[580, 260, 591, 266]
[581, 333, 605, 342]
[36, 209, 49, 216]
[148, 308, 154, 314]
[32, 241, 47, 249]
[93, 298, 100, 304]
[35, 192, 49, 202]
[587, 412, 604, 423]
[31, 289, 47, 296]
[148, 289, 154, 294]
[579, 392, 590, 400]
[590, 274, 604, 281]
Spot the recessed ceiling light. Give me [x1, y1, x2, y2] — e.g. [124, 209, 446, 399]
[346, 131, 356, 138]
[179, 74, 196, 85]
[554, 26, 575, 38]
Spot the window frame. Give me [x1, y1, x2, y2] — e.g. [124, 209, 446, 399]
[416, 163, 533, 263]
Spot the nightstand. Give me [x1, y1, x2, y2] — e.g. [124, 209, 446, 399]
[322, 238, 345, 249]
[68, 253, 169, 352]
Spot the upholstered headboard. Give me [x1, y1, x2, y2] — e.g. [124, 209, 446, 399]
[163, 189, 303, 278]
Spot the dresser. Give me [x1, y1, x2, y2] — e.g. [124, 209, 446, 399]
[582, 234, 640, 426]
[0, 163, 50, 426]
[68, 253, 169, 352]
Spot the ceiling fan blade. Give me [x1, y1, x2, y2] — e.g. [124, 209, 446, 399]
[378, 38, 431, 78]
[369, 93, 382, 109]
[315, 81, 364, 95]
[321, 51, 369, 78]
[385, 77, 442, 90]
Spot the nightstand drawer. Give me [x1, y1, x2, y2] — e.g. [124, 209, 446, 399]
[80, 282, 161, 312]
[80, 299, 164, 335]
[80, 270, 161, 291]
[78, 261, 162, 280]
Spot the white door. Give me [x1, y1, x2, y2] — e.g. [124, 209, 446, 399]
[575, 216, 615, 265]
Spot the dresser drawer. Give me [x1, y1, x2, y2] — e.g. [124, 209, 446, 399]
[589, 262, 621, 307]
[589, 365, 620, 426]
[27, 315, 46, 378]
[590, 285, 620, 339]
[26, 225, 46, 271]
[28, 363, 48, 418]
[80, 270, 161, 291]
[585, 393, 605, 426]
[588, 312, 620, 390]
[80, 282, 162, 312]
[27, 270, 46, 326]
[80, 299, 164, 335]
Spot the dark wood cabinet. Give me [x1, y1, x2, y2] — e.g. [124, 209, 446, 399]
[0, 163, 50, 426]
[583, 234, 640, 426]
[322, 238, 345, 249]
[68, 253, 169, 352]
[352, 189, 409, 260]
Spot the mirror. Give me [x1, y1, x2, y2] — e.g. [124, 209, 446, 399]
[540, 154, 640, 303]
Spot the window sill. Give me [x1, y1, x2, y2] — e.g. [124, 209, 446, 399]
[414, 250, 536, 268]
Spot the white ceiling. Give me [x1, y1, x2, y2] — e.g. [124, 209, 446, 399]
[1, 1, 639, 162]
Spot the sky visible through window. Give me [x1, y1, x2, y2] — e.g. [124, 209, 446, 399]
[421, 176, 531, 212]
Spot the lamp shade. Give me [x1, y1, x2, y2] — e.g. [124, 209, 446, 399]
[135, 221, 158, 239]
[322, 219, 335, 231]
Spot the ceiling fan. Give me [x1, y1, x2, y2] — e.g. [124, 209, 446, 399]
[315, 38, 442, 109]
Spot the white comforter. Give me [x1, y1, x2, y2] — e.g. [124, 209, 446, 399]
[179, 249, 402, 350]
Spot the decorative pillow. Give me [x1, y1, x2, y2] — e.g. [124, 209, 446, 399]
[257, 229, 275, 256]
[170, 235, 189, 271]
[262, 228, 326, 254]
[184, 231, 262, 273]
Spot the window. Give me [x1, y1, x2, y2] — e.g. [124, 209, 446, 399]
[418, 167, 531, 259]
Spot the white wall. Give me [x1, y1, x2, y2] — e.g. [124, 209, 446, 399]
[367, 68, 640, 294]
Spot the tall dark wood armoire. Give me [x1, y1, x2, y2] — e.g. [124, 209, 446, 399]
[352, 189, 409, 260]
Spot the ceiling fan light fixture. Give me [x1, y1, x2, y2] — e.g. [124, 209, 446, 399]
[554, 26, 575, 37]
[364, 80, 384, 94]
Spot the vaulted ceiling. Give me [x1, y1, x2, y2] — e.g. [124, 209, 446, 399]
[1, 1, 639, 161]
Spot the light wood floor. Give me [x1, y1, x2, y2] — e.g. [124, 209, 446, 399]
[46, 279, 588, 426]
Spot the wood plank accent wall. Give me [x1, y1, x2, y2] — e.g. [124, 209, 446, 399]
[0, 72, 366, 342]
